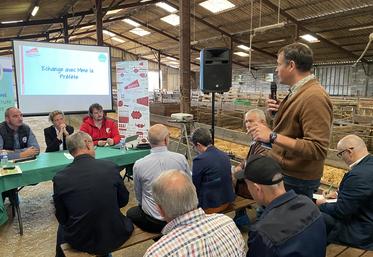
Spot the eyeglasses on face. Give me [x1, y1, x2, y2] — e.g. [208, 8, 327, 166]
[337, 147, 353, 158]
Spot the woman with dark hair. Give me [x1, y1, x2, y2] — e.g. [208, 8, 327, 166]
[44, 110, 74, 152]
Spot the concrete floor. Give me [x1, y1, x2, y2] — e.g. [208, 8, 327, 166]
[0, 116, 249, 257]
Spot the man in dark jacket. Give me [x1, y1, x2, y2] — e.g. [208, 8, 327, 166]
[53, 131, 133, 257]
[236, 155, 326, 257]
[191, 127, 235, 213]
[317, 135, 373, 250]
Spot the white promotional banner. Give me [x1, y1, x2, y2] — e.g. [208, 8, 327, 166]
[116, 60, 149, 138]
[0, 57, 15, 122]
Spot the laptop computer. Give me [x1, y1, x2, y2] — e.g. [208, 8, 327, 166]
[111, 135, 139, 149]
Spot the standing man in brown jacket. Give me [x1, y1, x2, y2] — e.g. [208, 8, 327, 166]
[250, 43, 333, 199]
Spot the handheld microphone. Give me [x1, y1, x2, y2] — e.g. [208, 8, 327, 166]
[270, 82, 277, 101]
[270, 82, 277, 117]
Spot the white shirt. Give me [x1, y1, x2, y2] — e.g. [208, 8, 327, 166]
[349, 153, 369, 169]
[54, 127, 63, 151]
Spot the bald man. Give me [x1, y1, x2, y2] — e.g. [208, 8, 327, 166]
[1, 107, 40, 204]
[144, 170, 245, 257]
[317, 135, 373, 250]
[126, 124, 191, 233]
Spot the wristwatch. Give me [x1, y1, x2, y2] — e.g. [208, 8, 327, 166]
[269, 132, 278, 144]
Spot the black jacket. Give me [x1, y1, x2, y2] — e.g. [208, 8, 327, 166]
[247, 190, 326, 257]
[320, 154, 373, 250]
[44, 125, 74, 152]
[53, 154, 134, 255]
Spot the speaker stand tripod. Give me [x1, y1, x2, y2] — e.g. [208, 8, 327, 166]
[169, 119, 195, 165]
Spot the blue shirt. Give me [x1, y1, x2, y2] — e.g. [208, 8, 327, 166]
[133, 146, 191, 220]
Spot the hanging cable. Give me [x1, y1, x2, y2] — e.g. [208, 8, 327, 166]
[248, 0, 254, 72]
[352, 32, 373, 67]
[278, 0, 281, 23]
[259, 0, 262, 28]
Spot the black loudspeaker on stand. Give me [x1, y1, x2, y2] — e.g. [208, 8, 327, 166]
[199, 48, 232, 144]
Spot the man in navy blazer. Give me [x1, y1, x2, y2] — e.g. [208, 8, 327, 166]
[191, 128, 235, 213]
[317, 135, 373, 250]
[53, 131, 133, 256]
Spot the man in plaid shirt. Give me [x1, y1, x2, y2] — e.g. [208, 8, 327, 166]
[144, 169, 245, 257]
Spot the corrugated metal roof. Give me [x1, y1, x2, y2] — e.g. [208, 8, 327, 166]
[0, 0, 372, 66]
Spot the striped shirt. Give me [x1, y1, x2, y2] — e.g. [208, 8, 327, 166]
[144, 208, 245, 257]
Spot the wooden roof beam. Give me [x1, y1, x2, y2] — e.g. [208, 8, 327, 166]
[162, 0, 277, 59]
[261, 0, 368, 63]
[104, 29, 199, 66]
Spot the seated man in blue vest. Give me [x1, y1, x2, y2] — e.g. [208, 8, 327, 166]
[236, 155, 326, 257]
[191, 127, 235, 213]
[0, 107, 40, 202]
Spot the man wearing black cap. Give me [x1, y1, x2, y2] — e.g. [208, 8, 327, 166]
[236, 155, 326, 257]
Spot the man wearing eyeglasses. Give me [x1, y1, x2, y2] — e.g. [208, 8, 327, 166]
[316, 135, 373, 250]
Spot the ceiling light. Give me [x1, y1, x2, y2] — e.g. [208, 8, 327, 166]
[106, 9, 122, 15]
[103, 30, 115, 37]
[300, 34, 320, 43]
[122, 18, 141, 27]
[161, 14, 180, 26]
[199, 0, 235, 14]
[237, 44, 252, 51]
[268, 39, 285, 44]
[31, 6, 39, 16]
[166, 56, 177, 61]
[349, 25, 373, 31]
[156, 2, 177, 13]
[234, 51, 250, 57]
[169, 61, 179, 65]
[196, 57, 200, 60]
[112, 37, 125, 43]
[130, 28, 150, 36]
[1, 20, 23, 24]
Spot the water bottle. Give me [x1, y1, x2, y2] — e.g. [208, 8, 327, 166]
[120, 138, 126, 151]
[1, 150, 8, 168]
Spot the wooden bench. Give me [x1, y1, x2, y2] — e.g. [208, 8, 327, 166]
[61, 196, 255, 257]
[326, 244, 373, 257]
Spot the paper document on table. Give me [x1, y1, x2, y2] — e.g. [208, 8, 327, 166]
[313, 194, 337, 203]
[64, 153, 74, 159]
[0, 166, 22, 176]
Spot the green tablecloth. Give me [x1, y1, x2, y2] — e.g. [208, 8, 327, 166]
[0, 147, 149, 225]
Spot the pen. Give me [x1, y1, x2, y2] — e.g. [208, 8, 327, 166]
[327, 184, 333, 194]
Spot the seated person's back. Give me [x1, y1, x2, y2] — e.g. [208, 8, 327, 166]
[53, 132, 133, 256]
[191, 128, 235, 211]
[127, 124, 191, 233]
[144, 169, 246, 257]
[235, 155, 326, 257]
